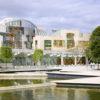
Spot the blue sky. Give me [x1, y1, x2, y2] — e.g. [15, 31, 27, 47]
[0, 0, 100, 33]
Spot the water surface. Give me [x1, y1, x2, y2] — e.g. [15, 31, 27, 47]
[0, 87, 100, 100]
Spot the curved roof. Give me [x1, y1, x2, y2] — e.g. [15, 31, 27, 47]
[0, 18, 48, 36]
[5, 19, 37, 29]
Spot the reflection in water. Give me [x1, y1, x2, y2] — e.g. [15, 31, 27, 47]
[0, 79, 44, 87]
[0, 92, 22, 100]
[0, 87, 100, 100]
[87, 89, 100, 100]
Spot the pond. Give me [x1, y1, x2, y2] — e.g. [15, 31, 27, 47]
[0, 87, 100, 100]
[0, 79, 44, 87]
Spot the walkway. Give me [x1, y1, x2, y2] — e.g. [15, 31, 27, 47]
[0, 72, 47, 79]
[53, 77, 100, 88]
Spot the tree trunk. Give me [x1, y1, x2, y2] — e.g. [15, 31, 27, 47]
[37, 60, 41, 66]
[98, 63, 99, 70]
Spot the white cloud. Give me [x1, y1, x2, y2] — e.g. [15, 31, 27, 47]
[0, 0, 100, 33]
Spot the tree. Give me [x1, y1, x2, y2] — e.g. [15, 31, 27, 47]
[0, 46, 13, 63]
[87, 26, 100, 64]
[33, 49, 43, 65]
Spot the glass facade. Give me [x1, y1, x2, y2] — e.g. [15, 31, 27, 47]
[5, 19, 37, 49]
[5, 26, 23, 48]
[53, 40, 65, 47]
[78, 41, 89, 48]
[5, 20, 36, 29]
[44, 40, 52, 50]
[1, 19, 38, 66]
[67, 33, 75, 49]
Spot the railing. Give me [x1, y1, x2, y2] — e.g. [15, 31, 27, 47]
[12, 49, 34, 55]
[0, 65, 62, 72]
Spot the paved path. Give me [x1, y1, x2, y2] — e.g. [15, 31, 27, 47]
[52, 77, 100, 88]
[53, 77, 100, 84]
[0, 72, 47, 79]
[47, 70, 100, 77]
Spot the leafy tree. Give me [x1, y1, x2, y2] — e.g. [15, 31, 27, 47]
[0, 46, 13, 63]
[33, 49, 43, 65]
[85, 46, 93, 64]
[87, 26, 100, 64]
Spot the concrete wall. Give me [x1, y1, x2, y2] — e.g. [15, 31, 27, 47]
[33, 29, 89, 51]
[0, 63, 13, 68]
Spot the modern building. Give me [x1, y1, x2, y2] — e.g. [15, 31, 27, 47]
[0, 18, 39, 66]
[33, 29, 90, 65]
[0, 18, 91, 66]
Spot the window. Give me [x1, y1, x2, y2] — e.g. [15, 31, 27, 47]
[35, 40, 38, 48]
[53, 40, 65, 47]
[44, 40, 51, 50]
[67, 33, 75, 48]
[35, 40, 37, 45]
[33, 29, 35, 33]
[67, 33, 74, 39]
[25, 42, 32, 49]
[78, 41, 89, 48]
[26, 35, 30, 41]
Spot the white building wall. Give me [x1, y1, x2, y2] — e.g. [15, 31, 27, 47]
[78, 33, 90, 41]
[51, 29, 80, 48]
[33, 35, 45, 49]
[33, 29, 82, 51]
[0, 24, 6, 32]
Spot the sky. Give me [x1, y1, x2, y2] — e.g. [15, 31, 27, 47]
[0, 0, 100, 33]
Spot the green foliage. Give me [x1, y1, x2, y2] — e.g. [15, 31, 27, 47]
[0, 79, 43, 87]
[0, 80, 14, 87]
[0, 46, 13, 63]
[85, 47, 92, 62]
[32, 79, 43, 84]
[87, 26, 100, 63]
[33, 49, 43, 64]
